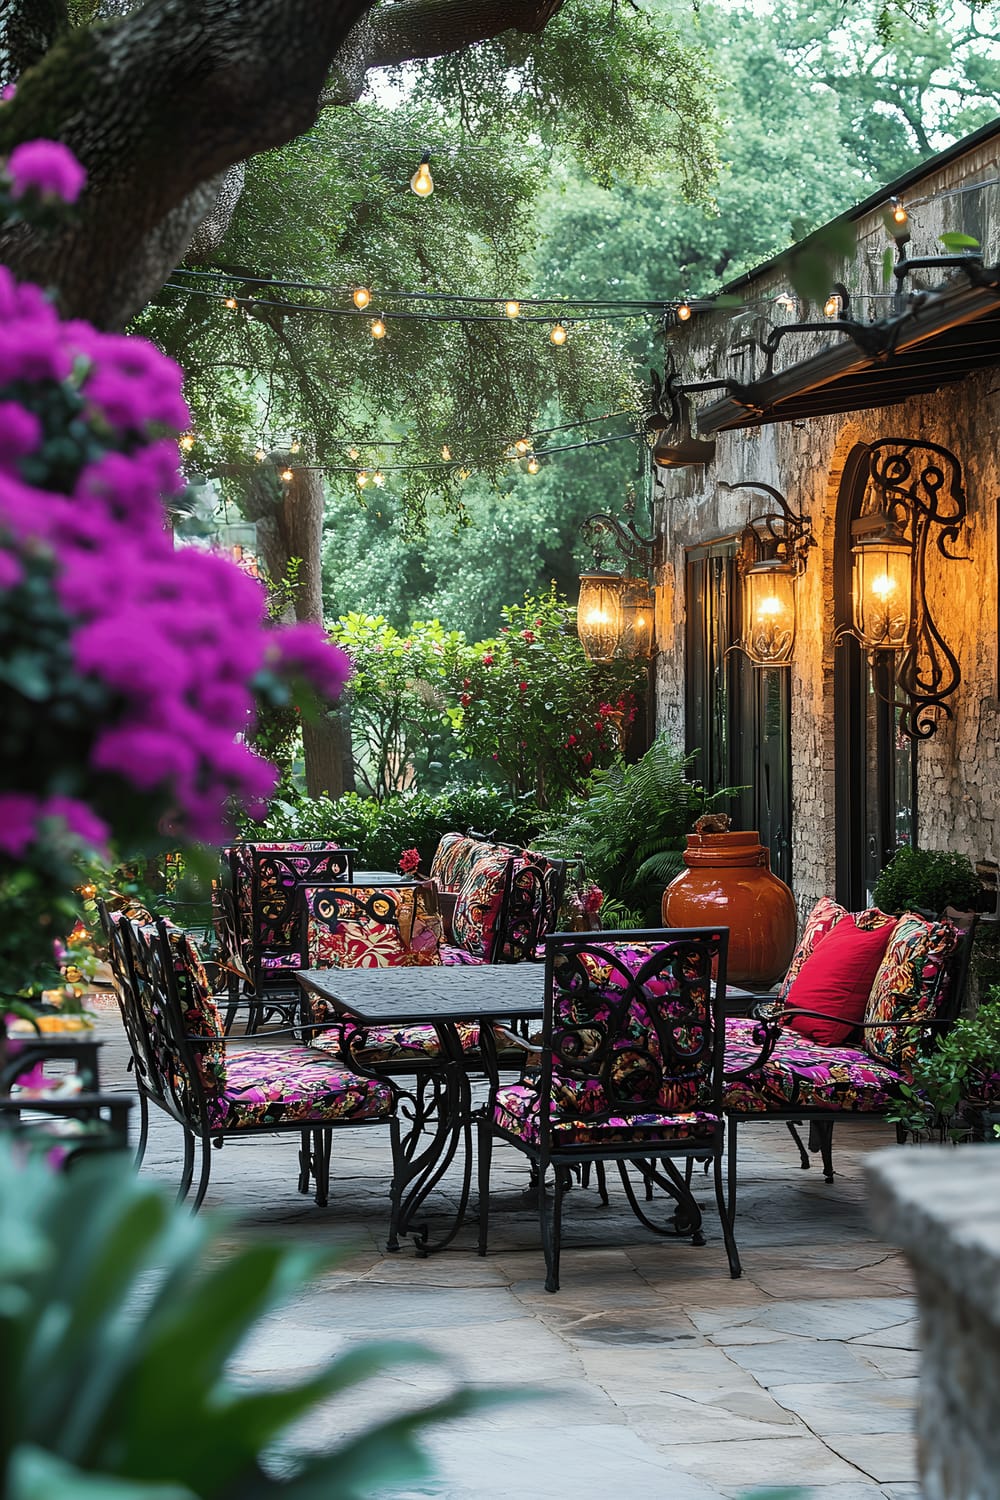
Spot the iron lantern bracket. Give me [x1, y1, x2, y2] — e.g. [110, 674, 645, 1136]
[581, 511, 663, 572]
[719, 480, 816, 575]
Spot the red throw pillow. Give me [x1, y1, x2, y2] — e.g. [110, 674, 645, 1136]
[786, 915, 898, 1046]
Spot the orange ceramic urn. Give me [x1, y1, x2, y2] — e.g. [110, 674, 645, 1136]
[661, 830, 796, 987]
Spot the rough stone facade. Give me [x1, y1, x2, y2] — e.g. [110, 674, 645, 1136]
[654, 127, 1000, 917]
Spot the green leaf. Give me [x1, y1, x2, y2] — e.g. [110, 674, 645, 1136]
[7, 1447, 196, 1500]
[939, 232, 980, 250]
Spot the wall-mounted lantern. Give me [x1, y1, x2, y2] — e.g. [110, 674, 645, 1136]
[577, 569, 627, 664]
[577, 501, 663, 664]
[850, 515, 912, 650]
[723, 481, 815, 668]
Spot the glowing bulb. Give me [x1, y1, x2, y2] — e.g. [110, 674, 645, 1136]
[891, 197, 908, 227]
[458, 467, 470, 480]
[871, 572, 896, 599]
[823, 293, 842, 318]
[677, 301, 692, 322]
[515, 438, 531, 454]
[179, 432, 195, 452]
[348, 446, 359, 460]
[410, 152, 434, 198]
[370, 317, 386, 339]
[549, 322, 568, 346]
[372, 470, 385, 488]
[280, 467, 294, 482]
[353, 286, 371, 310]
[526, 456, 540, 474]
[356, 470, 369, 488]
[504, 300, 520, 319]
[224, 296, 238, 310]
[441, 444, 451, 461]
[290, 438, 301, 454]
[757, 594, 784, 618]
[254, 448, 266, 462]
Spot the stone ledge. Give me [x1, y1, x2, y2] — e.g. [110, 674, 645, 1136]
[867, 1147, 1000, 1327]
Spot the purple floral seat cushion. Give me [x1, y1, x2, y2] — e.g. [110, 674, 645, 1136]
[722, 1016, 915, 1114]
[206, 1045, 393, 1130]
[440, 944, 486, 966]
[863, 912, 958, 1068]
[310, 1021, 481, 1067]
[492, 1081, 720, 1148]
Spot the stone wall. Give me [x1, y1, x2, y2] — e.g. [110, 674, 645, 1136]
[654, 128, 1000, 917]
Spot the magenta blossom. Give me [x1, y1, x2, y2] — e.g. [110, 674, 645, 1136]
[0, 401, 41, 469]
[6, 140, 86, 204]
[0, 792, 41, 856]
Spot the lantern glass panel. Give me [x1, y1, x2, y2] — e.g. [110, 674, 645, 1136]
[621, 577, 655, 660]
[577, 572, 625, 663]
[743, 562, 795, 666]
[852, 537, 911, 649]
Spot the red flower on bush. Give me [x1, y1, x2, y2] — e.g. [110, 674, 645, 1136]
[519, 681, 527, 693]
[482, 651, 494, 665]
[460, 693, 471, 707]
[398, 847, 422, 875]
[520, 629, 535, 643]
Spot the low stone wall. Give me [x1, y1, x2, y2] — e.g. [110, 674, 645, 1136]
[867, 1148, 1000, 1500]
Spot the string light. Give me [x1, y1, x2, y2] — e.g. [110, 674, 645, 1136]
[224, 296, 238, 310]
[441, 444, 451, 460]
[280, 467, 294, 482]
[526, 455, 540, 474]
[890, 196, 909, 228]
[254, 448, 266, 462]
[549, 321, 568, 346]
[676, 301, 692, 322]
[515, 438, 531, 454]
[348, 446, 359, 459]
[356, 470, 369, 488]
[290, 437, 301, 453]
[504, 300, 520, 319]
[458, 468, 471, 480]
[370, 316, 387, 339]
[372, 470, 386, 487]
[410, 151, 434, 198]
[179, 432, 195, 452]
[353, 286, 371, 309]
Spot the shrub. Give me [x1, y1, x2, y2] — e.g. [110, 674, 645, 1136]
[872, 846, 981, 916]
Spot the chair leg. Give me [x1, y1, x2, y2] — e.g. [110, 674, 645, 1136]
[787, 1120, 810, 1170]
[810, 1120, 835, 1182]
[312, 1129, 332, 1208]
[477, 1122, 493, 1257]
[192, 1135, 213, 1211]
[297, 1130, 311, 1195]
[595, 1161, 609, 1206]
[387, 1115, 403, 1253]
[726, 1115, 738, 1227]
[542, 1166, 566, 1294]
[713, 1150, 742, 1279]
[134, 1091, 149, 1169]
[178, 1129, 195, 1202]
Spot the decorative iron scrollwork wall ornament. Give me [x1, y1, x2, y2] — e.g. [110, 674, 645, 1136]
[720, 480, 816, 668]
[846, 439, 969, 740]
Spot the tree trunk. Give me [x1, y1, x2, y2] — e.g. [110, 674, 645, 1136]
[247, 461, 353, 798]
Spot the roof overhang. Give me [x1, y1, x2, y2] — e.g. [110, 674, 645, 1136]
[695, 271, 1000, 435]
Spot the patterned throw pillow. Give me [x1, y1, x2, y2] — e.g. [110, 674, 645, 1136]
[162, 924, 228, 1101]
[306, 886, 443, 969]
[777, 897, 847, 1002]
[863, 911, 958, 1069]
[430, 833, 497, 895]
[450, 849, 515, 960]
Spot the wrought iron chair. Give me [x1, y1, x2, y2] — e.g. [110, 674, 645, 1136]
[216, 842, 356, 1030]
[477, 928, 740, 1292]
[101, 906, 396, 1209]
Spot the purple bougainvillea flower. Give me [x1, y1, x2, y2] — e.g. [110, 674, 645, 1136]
[1, 84, 17, 102]
[0, 400, 41, 469]
[0, 792, 40, 856]
[42, 796, 110, 855]
[6, 140, 86, 204]
[0, 546, 23, 590]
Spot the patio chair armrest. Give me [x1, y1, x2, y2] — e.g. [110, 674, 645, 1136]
[722, 1014, 785, 1080]
[490, 1024, 539, 1052]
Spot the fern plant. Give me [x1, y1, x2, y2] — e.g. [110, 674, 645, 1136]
[537, 736, 735, 921]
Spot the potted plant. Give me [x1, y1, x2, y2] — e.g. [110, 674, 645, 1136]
[908, 984, 1000, 1141]
[872, 846, 981, 917]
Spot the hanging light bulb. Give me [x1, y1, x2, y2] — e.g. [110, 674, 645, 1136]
[290, 437, 301, 454]
[676, 300, 692, 322]
[254, 448, 266, 462]
[890, 197, 909, 228]
[280, 467, 294, 482]
[370, 316, 387, 339]
[179, 432, 195, 453]
[356, 470, 369, 488]
[526, 455, 540, 474]
[504, 300, 521, 319]
[410, 151, 434, 198]
[224, 296, 238, 310]
[372, 470, 386, 488]
[347, 446, 359, 460]
[441, 444, 451, 461]
[458, 467, 471, 480]
[515, 438, 531, 455]
[823, 292, 842, 318]
[549, 321, 568, 346]
[353, 286, 371, 310]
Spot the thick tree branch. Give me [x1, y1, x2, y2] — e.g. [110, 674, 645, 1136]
[321, 0, 564, 105]
[0, 0, 374, 326]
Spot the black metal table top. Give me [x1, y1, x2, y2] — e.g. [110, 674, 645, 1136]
[296, 964, 546, 1026]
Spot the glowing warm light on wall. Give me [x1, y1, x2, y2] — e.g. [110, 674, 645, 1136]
[577, 571, 625, 663]
[742, 561, 796, 665]
[852, 524, 911, 649]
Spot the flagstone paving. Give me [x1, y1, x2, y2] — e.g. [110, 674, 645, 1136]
[90, 998, 924, 1499]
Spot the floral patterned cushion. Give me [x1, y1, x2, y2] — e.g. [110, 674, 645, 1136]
[722, 1015, 915, 1114]
[440, 945, 487, 966]
[430, 833, 498, 895]
[310, 1021, 481, 1067]
[162, 923, 227, 1101]
[777, 898, 847, 1002]
[305, 886, 443, 970]
[206, 1045, 393, 1130]
[863, 911, 959, 1068]
[492, 1081, 720, 1147]
[450, 849, 515, 959]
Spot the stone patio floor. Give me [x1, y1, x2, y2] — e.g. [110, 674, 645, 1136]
[91, 996, 922, 1500]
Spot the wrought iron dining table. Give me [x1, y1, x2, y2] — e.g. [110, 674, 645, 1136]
[296, 964, 545, 1255]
